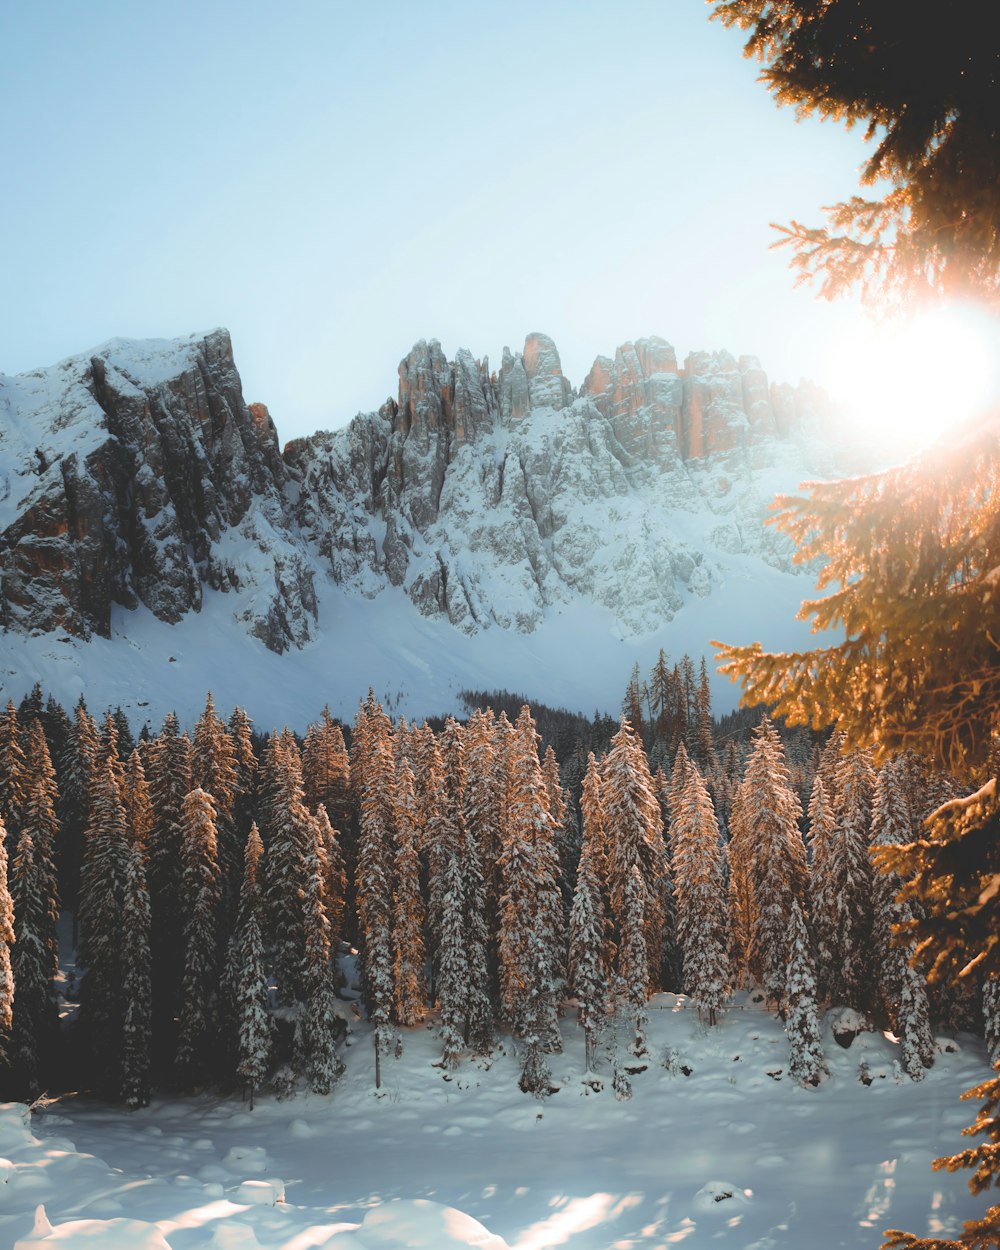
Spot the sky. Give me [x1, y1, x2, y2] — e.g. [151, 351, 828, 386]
[0, 1, 939, 444]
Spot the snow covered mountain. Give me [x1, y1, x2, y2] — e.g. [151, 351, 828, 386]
[0, 329, 852, 727]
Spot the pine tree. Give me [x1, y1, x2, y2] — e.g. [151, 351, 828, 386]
[785, 899, 827, 1087]
[806, 774, 839, 999]
[298, 821, 343, 1095]
[499, 707, 564, 1092]
[443, 719, 493, 1055]
[98, 710, 126, 793]
[726, 774, 754, 987]
[121, 748, 153, 849]
[313, 803, 347, 954]
[712, 0, 1000, 306]
[567, 757, 610, 1071]
[0, 818, 13, 1070]
[617, 865, 650, 1053]
[542, 745, 578, 921]
[816, 732, 846, 810]
[731, 716, 807, 1004]
[263, 732, 314, 1005]
[57, 701, 99, 912]
[233, 825, 272, 1108]
[601, 718, 666, 1038]
[256, 729, 290, 847]
[983, 976, 1000, 1069]
[871, 760, 934, 1080]
[421, 728, 486, 1066]
[0, 699, 28, 841]
[20, 720, 60, 979]
[120, 843, 153, 1109]
[112, 708, 136, 759]
[622, 663, 646, 743]
[77, 759, 130, 1092]
[692, 658, 718, 771]
[192, 692, 240, 904]
[40, 694, 72, 784]
[227, 706, 258, 845]
[461, 708, 504, 999]
[828, 748, 877, 1006]
[667, 742, 691, 820]
[418, 730, 449, 991]
[354, 696, 397, 1087]
[176, 788, 222, 1086]
[392, 759, 426, 1027]
[435, 830, 469, 1070]
[680, 654, 698, 748]
[9, 830, 55, 1096]
[460, 817, 494, 1054]
[146, 712, 193, 1053]
[888, 896, 937, 1082]
[669, 663, 689, 754]
[17, 682, 44, 725]
[302, 708, 352, 827]
[708, 12, 1000, 1237]
[804, 748, 876, 1008]
[671, 758, 730, 1024]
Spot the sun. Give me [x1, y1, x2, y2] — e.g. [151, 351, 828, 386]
[828, 304, 1000, 456]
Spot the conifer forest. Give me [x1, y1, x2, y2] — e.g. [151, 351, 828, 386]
[1, 650, 987, 1114]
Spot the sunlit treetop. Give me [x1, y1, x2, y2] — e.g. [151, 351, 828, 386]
[713, 418, 1000, 779]
[710, 0, 1000, 306]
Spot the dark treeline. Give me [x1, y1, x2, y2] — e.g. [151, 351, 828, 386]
[0, 666, 994, 1110]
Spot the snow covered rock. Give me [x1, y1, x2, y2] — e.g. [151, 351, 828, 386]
[692, 1181, 753, 1212]
[287, 331, 843, 639]
[522, 332, 573, 412]
[0, 326, 852, 676]
[828, 1007, 871, 1049]
[0, 330, 316, 652]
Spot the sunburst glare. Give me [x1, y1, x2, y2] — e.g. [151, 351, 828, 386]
[826, 304, 1000, 455]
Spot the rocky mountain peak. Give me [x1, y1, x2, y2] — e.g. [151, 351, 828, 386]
[522, 332, 573, 412]
[1, 327, 843, 664]
[0, 330, 315, 652]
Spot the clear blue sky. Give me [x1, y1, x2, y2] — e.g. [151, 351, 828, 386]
[2, 1, 880, 442]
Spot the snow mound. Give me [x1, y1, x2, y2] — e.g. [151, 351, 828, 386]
[13, 1204, 171, 1250]
[692, 1181, 753, 1212]
[358, 1199, 510, 1250]
[222, 1144, 270, 1174]
[0, 1104, 38, 1154]
[232, 1178, 286, 1205]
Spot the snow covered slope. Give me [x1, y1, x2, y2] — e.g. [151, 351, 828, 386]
[0, 995, 989, 1249]
[0, 330, 852, 727]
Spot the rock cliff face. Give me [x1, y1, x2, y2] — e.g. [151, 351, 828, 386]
[0, 331, 315, 652]
[287, 332, 838, 636]
[0, 328, 841, 653]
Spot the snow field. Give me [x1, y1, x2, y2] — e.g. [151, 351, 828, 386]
[0, 992, 989, 1250]
[0, 557, 817, 735]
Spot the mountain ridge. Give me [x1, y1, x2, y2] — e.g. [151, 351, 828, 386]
[0, 327, 851, 725]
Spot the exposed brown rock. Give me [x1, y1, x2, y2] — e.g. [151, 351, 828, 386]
[0, 329, 315, 651]
[1, 326, 841, 651]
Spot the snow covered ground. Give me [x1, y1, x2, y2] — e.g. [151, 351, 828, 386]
[1, 994, 989, 1250]
[0, 555, 817, 733]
